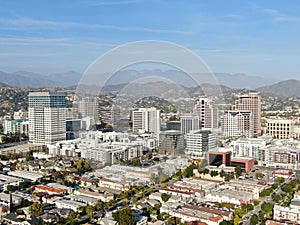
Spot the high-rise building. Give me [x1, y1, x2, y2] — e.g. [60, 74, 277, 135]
[132, 108, 160, 135]
[193, 97, 218, 129]
[222, 111, 253, 138]
[232, 92, 261, 136]
[185, 130, 217, 159]
[180, 115, 200, 135]
[77, 97, 99, 123]
[28, 92, 66, 145]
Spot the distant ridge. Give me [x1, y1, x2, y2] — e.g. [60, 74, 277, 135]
[0, 82, 11, 88]
[256, 79, 300, 97]
[0, 69, 287, 90]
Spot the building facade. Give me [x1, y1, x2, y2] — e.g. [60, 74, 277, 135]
[28, 92, 66, 145]
[132, 108, 160, 135]
[266, 119, 295, 139]
[222, 111, 254, 138]
[185, 130, 217, 160]
[232, 92, 261, 136]
[180, 115, 200, 135]
[193, 97, 218, 129]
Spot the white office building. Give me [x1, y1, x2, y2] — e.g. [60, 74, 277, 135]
[222, 111, 254, 138]
[132, 108, 160, 135]
[185, 130, 217, 159]
[180, 115, 200, 135]
[28, 92, 66, 145]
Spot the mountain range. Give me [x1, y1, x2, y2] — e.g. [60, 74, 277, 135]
[0, 70, 299, 97]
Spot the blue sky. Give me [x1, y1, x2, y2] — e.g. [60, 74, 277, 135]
[0, 0, 300, 80]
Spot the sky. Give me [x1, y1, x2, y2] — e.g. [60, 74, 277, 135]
[0, 0, 300, 80]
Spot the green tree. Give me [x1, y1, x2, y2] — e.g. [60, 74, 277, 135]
[250, 214, 259, 225]
[6, 185, 14, 192]
[256, 172, 264, 180]
[275, 177, 286, 184]
[184, 164, 195, 178]
[29, 203, 43, 218]
[253, 200, 260, 206]
[235, 166, 242, 177]
[220, 169, 225, 177]
[282, 184, 294, 193]
[261, 203, 274, 213]
[161, 193, 170, 202]
[112, 207, 136, 225]
[67, 211, 78, 225]
[210, 170, 219, 177]
[86, 205, 94, 220]
[272, 194, 281, 203]
[272, 183, 279, 190]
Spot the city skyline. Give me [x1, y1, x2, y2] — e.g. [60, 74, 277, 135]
[0, 1, 300, 81]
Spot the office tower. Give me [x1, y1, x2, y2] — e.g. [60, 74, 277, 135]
[180, 114, 200, 135]
[193, 97, 218, 129]
[232, 92, 261, 136]
[222, 111, 253, 138]
[132, 107, 160, 135]
[185, 130, 217, 159]
[77, 97, 99, 123]
[28, 92, 66, 145]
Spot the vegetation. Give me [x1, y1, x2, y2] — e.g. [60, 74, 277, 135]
[250, 214, 259, 225]
[161, 193, 170, 202]
[261, 202, 274, 213]
[112, 207, 136, 225]
[29, 203, 44, 218]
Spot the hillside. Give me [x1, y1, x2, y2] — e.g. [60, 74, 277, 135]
[256, 79, 300, 97]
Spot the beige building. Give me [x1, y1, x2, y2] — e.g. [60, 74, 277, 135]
[232, 92, 261, 136]
[266, 119, 294, 139]
[193, 97, 218, 129]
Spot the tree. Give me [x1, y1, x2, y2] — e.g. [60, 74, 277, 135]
[202, 168, 209, 175]
[86, 205, 94, 220]
[112, 207, 136, 225]
[261, 203, 274, 213]
[253, 200, 260, 206]
[275, 177, 285, 184]
[95, 200, 104, 211]
[67, 211, 78, 225]
[256, 172, 264, 180]
[210, 170, 219, 177]
[250, 214, 259, 225]
[161, 193, 170, 202]
[184, 164, 195, 178]
[282, 184, 294, 193]
[6, 185, 14, 192]
[220, 169, 225, 177]
[272, 194, 281, 203]
[272, 183, 278, 190]
[235, 166, 242, 177]
[259, 211, 265, 220]
[259, 188, 273, 197]
[29, 203, 43, 218]
[19, 181, 32, 190]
